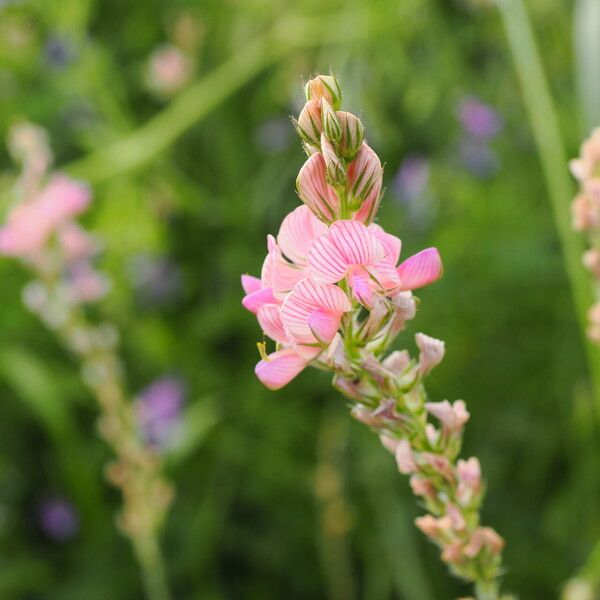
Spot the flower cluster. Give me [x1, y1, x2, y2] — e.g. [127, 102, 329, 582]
[570, 128, 600, 342]
[1, 122, 173, 595]
[242, 74, 507, 598]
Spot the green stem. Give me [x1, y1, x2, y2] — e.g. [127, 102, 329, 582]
[497, 0, 600, 413]
[65, 11, 371, 185]
[475, 579, 500, 600]
[135, 535, 172, 600]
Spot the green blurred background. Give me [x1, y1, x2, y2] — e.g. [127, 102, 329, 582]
[0, 0, 598, 598]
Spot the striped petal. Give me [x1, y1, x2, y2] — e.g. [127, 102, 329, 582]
[368, 224, 401, 265]
[308, 308, 342, 343]
[242, 287, 276, 314]
[241, 274, 261, 295]
[397, 247, 443, 291]
[257, 304, 289, 343]
[308, 220, 384, 284]
[296, 153, 340, 221]
[255, 349, 308, 390]
[281, 278, 350, 344]
[277, 205, 327, 265]
[348, 267, 373, 307]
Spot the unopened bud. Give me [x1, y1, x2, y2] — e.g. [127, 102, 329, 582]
[321, 99, 342, 144]
[294, 99, 322, 147]
[425, 400, 470, 433]
[305, 74, 342, 111]
[583, 248, 600, 277]
[296, 153, 340, 222]
[382, 350, 411, 374]
[321, 133, 346, 186]
[441, 541, 464, 564]
[415, 332, 445, 375]
[463, 527, 504, 558]
[415, 514, 452, 538]
[395, 439, 417, 474]
[346, 142, 383, 222]
[337, 111, 365, 161]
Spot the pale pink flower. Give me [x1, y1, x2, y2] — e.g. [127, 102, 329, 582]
[441, 541, 464, 564]
[421, 452, 454, 481]
[570, 127, 600, 182]
[425, 400, 470, 432]
[446, 502, 466, 531]
[379, 433, 399, 454]
[463, 527, 505, 558]
[0, 174, 90, 259]
[571, 193, 600, 231]
[395, 438, 417, 474]
[409, 475, 436, 499]
[382, 350, 411, 374]
[415, 514, 453, 538]
[583, 248, 600, 277]
[148, 45, 191, 94]
[57, 222, 98, 261]
[66, 261, 110, 303]
[254, 278, 351, 390]
[457, 457, 482, 506]
[415, 332, 445, 374]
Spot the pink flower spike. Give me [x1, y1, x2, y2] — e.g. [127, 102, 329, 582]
[396, 247, 443, 291]
[242, 287, 276, 314]
[296, 153, 340, 221]
[241, 274, 261, 295]
[255, 349, 308, 390]
[308, 308, 341, 343]
[395, 439, 417, 474]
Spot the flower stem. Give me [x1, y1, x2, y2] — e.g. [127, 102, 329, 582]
[135, 535, 172, 600]
[496, 0, 600, 416]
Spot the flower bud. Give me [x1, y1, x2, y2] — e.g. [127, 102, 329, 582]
[379, 433, 399, 454]
[441, 541, 464, 564]
[321, 99, 342, 144]
[326, 333, 351, 372]
[305, 74, 342, 111]
[337, 111, 365, 161]
[296, 152, 340, 222]
[463, 527, 504, 558]
[421, 452, 454, 481]
[457, 457, 482, 506]
[294, 100, 322, 147]
[395, 439, 417, 474]
[346, 143, 383, 223]
[572, 193, 600, 231]
[415, 514, 452, 538]
[425, 400, 470, 433]
[321, 134, 346, 186]
[415, 332, 445, 375]
[583, 248, 600, 277]
[382, 350, 411, 374]
[409, 475, 436, 499]
[446, 502, 466, 531]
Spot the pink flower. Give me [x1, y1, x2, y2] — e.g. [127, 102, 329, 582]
[425, 400, 470, 433]
[308, 220, 443, 307]
[65, 261, 110, 303]
[254, 278, 351, 390]
[463, 527, 504, 558]
[395, 438, 417, 474]
[415, 332, 445, 375]
[570, 128, 600, 183]
[0, 174, 90, 259]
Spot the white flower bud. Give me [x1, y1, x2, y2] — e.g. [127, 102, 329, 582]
[337, 111, 364, 161]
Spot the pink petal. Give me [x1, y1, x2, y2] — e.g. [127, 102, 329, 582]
[257, 304, 289, 343]
[396, 247, 443, 291]
[241, 274, 262, 295]
[368, 224, 401, 265]
[272, 260, 310, 298]
[348, 267, 373, 307]
[296, 153, 340, 221]
[369, 260, 402, 290]
[242, 287, 276, 314]
[308, 308, 341, 343]
[329, 220, 384, 265]
[281, 278, 350, 344]
[255, 349, 308, 390]
[308, 220, 384, 284]
[277, 205, 327, 265]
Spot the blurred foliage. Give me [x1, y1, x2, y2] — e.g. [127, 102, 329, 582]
[0, 0, 598, 598]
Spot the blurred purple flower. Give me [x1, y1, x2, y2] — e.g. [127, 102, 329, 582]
[393, 155, 430, 203]
[44, 36, 76, 69]
[136, 377, 185, 450]
[255, 118, 292, 152]
[37, 498, 79, 541]
[456, 96, 503, 140]
[130, 254, 182, 309]
[459, 137, 499, 178]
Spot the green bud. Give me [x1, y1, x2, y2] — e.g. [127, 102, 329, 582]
[304, 74, 342, 111]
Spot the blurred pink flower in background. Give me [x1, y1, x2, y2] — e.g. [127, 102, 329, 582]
[37, 497, 79, 542]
